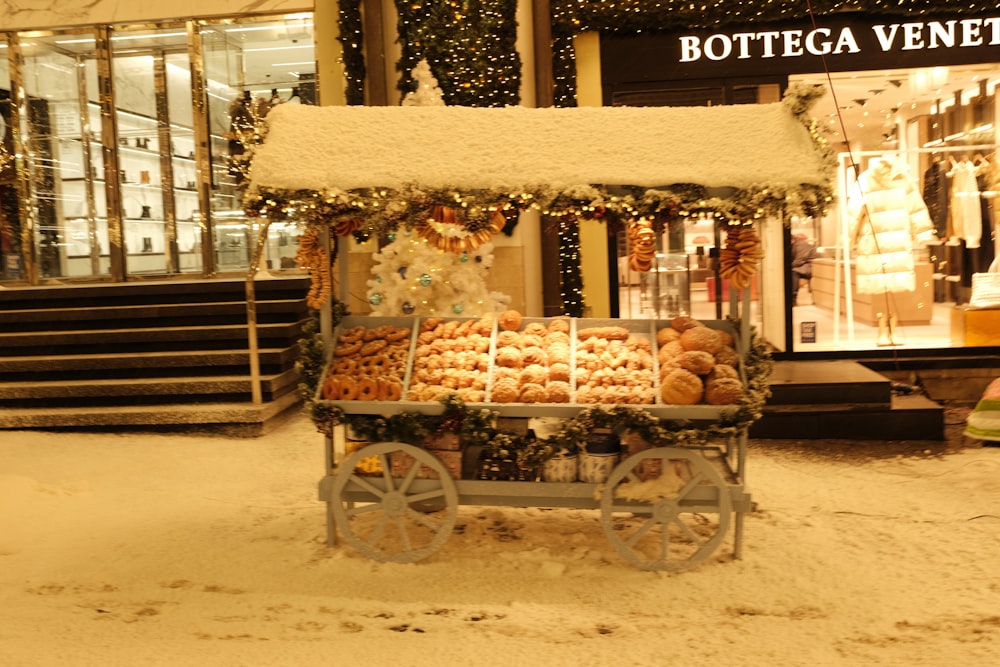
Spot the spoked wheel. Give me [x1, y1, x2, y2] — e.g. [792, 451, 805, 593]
[331, 442, 458, 563]
[600, 447, 732, 572]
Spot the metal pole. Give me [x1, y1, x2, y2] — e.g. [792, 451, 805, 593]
[245, 218, 271, 404]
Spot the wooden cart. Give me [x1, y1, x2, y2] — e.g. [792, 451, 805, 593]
[315, 314, 755, 572]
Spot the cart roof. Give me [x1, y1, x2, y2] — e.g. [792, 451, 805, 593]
[248, 102, 830, 194]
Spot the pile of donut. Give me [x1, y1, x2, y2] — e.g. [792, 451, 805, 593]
[489, 310, 573, 404]
[657, 315, 744, 405]
[626, 219, 657, 273]
[574, 326, 657, 404]
[321, 323, 411, 401]
[405, 314, 495, 403]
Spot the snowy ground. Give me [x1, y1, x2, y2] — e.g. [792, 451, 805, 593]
[1, 408, 998, 666]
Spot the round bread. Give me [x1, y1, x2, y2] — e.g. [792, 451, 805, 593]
[545, 380, 572, 403]
[680, 326, 722, 354]
[678, 350, 716, 375]
[520, 363, 548, 386]
[705, 377, 743, 405]
[491, 377, 520, 403]
[715, 345, 740, 367]
[716, 329, 735, 347]
[495, 346, 523, 368]
[548, 362, 570, 382]
[707, 363, 740, 382]
[523, 322, 547, 336]
[657, 340, 684, 364]
[496, 330, 520, 347]
[670, 315, 703, 333]
[660, 368, 704, 405]
[521, 346, 546, 366]
[498, 309, 523, 331]
[656, 327, 681, 346]
[548, 318, 570, 333]
[518, 382, 546, 403]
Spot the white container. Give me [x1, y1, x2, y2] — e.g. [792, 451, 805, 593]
[578, 452, 620, 483]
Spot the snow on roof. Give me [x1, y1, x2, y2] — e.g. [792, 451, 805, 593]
[248, 103, 828, 194]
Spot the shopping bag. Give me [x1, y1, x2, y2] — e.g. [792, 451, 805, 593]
[969, 256, 1000, 308]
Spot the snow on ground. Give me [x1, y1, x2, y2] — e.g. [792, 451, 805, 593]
[1, 411, 999, 666]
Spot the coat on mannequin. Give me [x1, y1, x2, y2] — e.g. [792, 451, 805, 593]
[847, 156, 935, 295]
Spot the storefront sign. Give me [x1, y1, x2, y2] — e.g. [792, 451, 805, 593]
[678, 18, 1000, 63]
[602, 14, 1000, 81]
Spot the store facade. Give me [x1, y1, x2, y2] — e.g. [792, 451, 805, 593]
[600, 12, 999, 357]
[0, 2, 321, 285]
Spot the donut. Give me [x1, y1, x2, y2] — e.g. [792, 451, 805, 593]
[338, 377, 358, 400]
[660, 368, 704, 405]
[386, 326, 411, 342]
[360, 339, 388, 357]
[498, 309, 523, 331]
[335, 341, 362, 357]
[357, 377, 378, 401]
[322, 374, 340, 400]
[680, 326, 722, 354]
[339, 326, 365, 344]
[705, 377, 744, 405]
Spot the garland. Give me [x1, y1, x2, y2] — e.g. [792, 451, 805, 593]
[304, 319, 774, 469]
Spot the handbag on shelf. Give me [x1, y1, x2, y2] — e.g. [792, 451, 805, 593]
[969, 256, 1000, 309]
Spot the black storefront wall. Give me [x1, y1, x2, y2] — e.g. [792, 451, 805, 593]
[600, 12, 1000, 364]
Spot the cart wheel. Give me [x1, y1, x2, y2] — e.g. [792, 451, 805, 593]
[331, 441, 458, 563]
[600, 447, 732, 572]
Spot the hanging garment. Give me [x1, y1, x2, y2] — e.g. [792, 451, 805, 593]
[922, 159, 950, 239]
[947, 158, 984, 248]
[847, 157, 935, 294]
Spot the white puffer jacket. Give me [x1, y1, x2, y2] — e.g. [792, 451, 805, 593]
[847, 157, 934, 294]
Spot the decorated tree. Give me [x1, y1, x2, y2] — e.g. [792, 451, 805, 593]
[365, 230, 509, 317]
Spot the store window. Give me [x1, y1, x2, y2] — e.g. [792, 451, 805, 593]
[1, 39, 17, 280]
[789, 65, 999, 352]
[1, 13, 315, 284]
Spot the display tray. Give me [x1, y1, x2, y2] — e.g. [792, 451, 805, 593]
[315, 315, 746, 417]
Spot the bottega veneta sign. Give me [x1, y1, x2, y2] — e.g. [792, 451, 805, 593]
[679, 17, 1000, 63]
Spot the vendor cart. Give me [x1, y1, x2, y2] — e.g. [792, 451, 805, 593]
[313, 308, 758, 572]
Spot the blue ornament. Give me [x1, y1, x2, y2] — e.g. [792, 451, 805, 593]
[398, 266, 408, 278]
[387, 233, 396, 242]
[402, 301, 415, 315]
[369, 293, 383, 306]
[459, 252, 469, 263]
[452, 303, 464, 314]
[375, 275, 382, 283]
[419, 273, 432, 287]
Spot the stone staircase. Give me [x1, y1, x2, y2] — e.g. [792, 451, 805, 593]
[751, 360, 946, 441]
[0, 276, 311, 435]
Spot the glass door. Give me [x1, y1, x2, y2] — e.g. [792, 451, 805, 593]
[18, 29, 110, 280]
[110, 25, 201, 275]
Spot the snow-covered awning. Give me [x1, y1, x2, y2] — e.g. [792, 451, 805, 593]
[248, 101, 830, 194]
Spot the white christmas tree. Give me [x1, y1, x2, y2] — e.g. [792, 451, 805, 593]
[401, 59, 445, 107]
[365, 230, 509, 317]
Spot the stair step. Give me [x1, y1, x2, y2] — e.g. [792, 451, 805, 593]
[0, 347, 298, 374]
[1, 299, 307, 331]
[751, 393, 944, 440]
[767, 360, 892, 405]
[0, 391, 303, 436]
